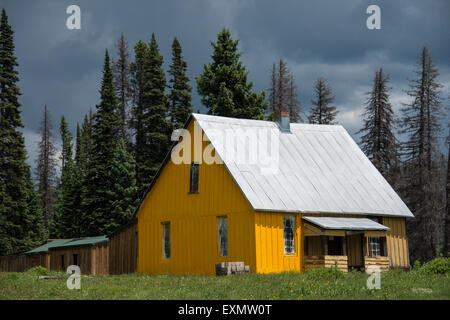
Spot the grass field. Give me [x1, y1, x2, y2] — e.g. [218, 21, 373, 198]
[0, 267, 448, 300]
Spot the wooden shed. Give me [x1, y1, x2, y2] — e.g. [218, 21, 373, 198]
[132, 113, 413, 275]
[48, 236, 109, 275]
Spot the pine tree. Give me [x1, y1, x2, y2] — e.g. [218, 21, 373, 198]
[0, 9, 44, 254]
[268, 59, 302, 122]
[308, 77, 338, 124]
[34, 104, 58, 229]
[168, 37, 192, 129]
[50, 117, 82, 238]
[24, 169, 46, 247]
[78, 111, 93, 171]
[399, 46, 444, 263]
[196, 28, 267, 119]
[112, 33, 131, 141]
[106, 138, 138, 231]
[357, 68, 399, 185]
[59, 116, 72, 172]
[74, 123, 82, 164]
[82, 50, 122, 236]
[133, 35, 171, 196]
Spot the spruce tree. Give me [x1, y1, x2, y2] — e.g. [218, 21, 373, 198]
[308, 77, 338, 124]
[59, 116, 72, 170]
[79, 111, 93, 171]
[35, 104, 58, 229]
[74, 123, 82, 164]
[129, 41, 146, 154]
[196, 28, 267, 119]
[399, 46, 444, 263]
[106, 138, 138, 231]
[357, 68, 399, 185]
[51, 116, 81, 238]
[24, 169, 46, 247]
[134, 35, 171, 196]
[82, 50, 122, 236]
[168, 37, 192, 128]
[0, 9, 43, 254]
[112, 33, 131, 141]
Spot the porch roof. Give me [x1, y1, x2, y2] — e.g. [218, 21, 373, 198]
[303, 217, 390, 231]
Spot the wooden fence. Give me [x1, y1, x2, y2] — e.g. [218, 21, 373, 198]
[0, 253, 49, 272]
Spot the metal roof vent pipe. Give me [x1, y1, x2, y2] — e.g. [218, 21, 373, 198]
[274, 109, 291, 133]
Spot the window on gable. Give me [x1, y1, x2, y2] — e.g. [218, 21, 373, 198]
[162, 222, 171, 259]
[189, 162, 199, 193]
[283, 216, 296, 255]
[217, 216, 228, 257]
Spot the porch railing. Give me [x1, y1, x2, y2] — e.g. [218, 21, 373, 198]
[304, 255, 348, 273]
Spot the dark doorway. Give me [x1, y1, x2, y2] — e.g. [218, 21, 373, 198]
[73, 254, 78, 266]
[61, 255, 65, 270]
[347, 234, 364, 269]
[327, 236, 343, 255]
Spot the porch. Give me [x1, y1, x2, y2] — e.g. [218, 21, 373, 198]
[303, 217, 391, 273]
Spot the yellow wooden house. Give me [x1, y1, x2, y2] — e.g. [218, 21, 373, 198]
[134, 112, 413, 275]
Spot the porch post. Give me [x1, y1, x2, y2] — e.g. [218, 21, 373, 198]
[382, 237, 388, 256]
[362, 235, 367, 256]
[322, 236, 328, 256]
[342, 236, 347, 256]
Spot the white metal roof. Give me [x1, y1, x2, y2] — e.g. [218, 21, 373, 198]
[192, 113, 414, 218]
[303, 217, 390, 231]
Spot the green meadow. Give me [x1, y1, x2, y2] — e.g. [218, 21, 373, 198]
[0, 259, 448, 300]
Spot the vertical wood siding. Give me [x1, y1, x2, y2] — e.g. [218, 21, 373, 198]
[383, 217, 409, 267]
[49, 244, 109, 275]
[109, 221, 138, 274]
[254, 212, 302, 273]
[0, 253, 50, 272]
[305, 236, 322, 256]
[137, 120, 256, 275]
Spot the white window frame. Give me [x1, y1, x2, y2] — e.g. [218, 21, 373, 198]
[217, 216, 228, 257]
[283, 216, 296, 255]
[369, 236, 381, 257]
[162, 222, 171, 259]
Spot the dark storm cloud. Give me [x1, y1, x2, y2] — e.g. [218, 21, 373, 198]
[2, 0, 449, 167]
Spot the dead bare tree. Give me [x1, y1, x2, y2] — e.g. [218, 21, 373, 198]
[34, 104, 58, 229]
[268, 59, 302, 122]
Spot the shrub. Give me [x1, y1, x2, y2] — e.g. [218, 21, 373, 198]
[306, 267, 344, 281]
[27, 265, 49, 276]
[418, 257, 450, 275]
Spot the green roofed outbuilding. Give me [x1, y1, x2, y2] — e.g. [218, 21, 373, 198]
[26, 239, 75, 255]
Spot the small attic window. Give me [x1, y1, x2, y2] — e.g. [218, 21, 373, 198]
[189, 162, 199, 193]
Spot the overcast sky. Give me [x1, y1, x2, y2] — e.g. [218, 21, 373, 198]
[2, 0, 449, 168]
